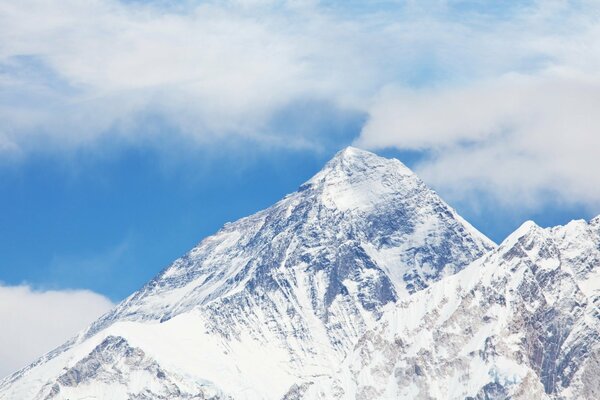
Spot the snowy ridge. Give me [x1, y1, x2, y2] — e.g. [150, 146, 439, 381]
[340, 217, 600, 399]
[0, 147, 597, 399]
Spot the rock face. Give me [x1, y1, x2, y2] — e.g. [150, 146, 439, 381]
[0, 147, 597, 400]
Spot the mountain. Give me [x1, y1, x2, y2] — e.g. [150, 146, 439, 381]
[343, 217, 600, 399]
[0, 147, 597, 399]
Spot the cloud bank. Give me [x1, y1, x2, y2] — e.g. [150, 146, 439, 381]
[0, 284, 113, 378]
[1, 0, 600, 207]
[357, 72, 600, 208]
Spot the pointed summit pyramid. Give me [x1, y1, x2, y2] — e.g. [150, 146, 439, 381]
[86, 147, 493, 329]
[302, 146, 419, 212]
[0, 147, 495, 400]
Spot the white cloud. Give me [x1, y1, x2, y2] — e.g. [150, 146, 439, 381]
[356, 71, 600, 208]
[0, 0, 599, 208]
[0, 0, 573, 150]
[352, 0, 600, 209]
[0, 284, 114, 378]
[0, 0, 382, 151]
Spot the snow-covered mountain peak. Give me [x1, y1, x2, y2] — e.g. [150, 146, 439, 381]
[3, 146, 600, 400]
[514, 219, 541, 235]
[0, 147, 499, 400]
[90, 148, 492, 327]
[344, 215, 600, 400]
[318, 146, 412, 176]
[303, 147, 424, 212]
[498, 219, 541, 250]
[487, 216, 600, 303]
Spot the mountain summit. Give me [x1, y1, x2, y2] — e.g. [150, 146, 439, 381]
[1, 148, 597, 399]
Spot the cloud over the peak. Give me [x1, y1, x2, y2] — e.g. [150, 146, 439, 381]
[0, 0, 581, 151]
[0, 284, 113, 378]
[1, 0, 599, 208]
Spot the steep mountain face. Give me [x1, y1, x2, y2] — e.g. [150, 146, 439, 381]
[0, 147, 597, 400]
[343, 217, 600, 399]
[87, 147, 492, 339]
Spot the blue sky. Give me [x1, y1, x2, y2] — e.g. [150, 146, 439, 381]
[1, 0, 599, 376]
